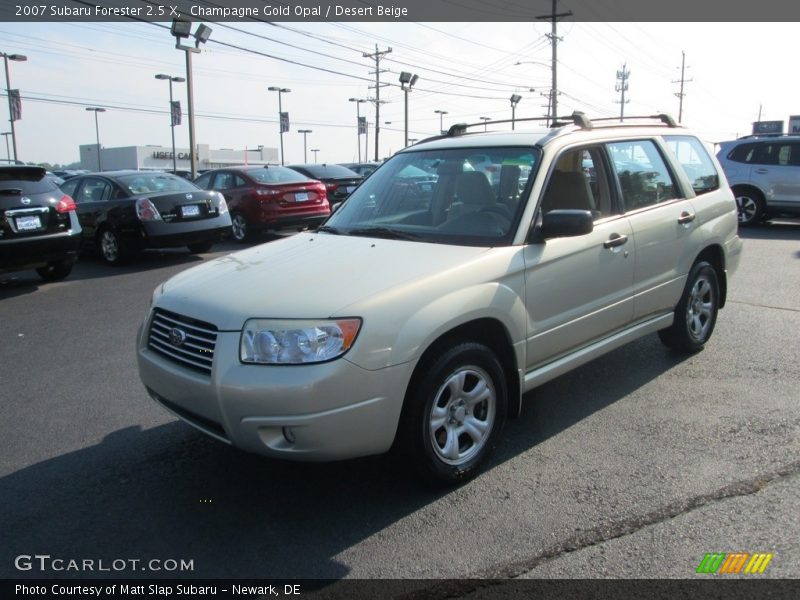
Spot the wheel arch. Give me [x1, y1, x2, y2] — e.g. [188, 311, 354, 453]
[694, 244, 727, 308]
[402, 317, 522, 420]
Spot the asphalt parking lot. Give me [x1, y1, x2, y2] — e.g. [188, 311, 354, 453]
[1, 222, 798, 585]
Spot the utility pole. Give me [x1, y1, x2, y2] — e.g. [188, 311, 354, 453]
[363, 45, 391, 161]
[672, 51, 692, 123]
[615, 63, 630, 122]
[536, 1, 572, 124]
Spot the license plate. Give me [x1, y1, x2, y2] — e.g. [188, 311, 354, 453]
[295, 192, 309, 202]
[16, 215, 42, 231]
[346, 186, 356, 193]
[181, 204, 200, 217]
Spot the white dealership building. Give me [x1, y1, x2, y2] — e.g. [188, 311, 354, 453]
[78, 143, 279, 173]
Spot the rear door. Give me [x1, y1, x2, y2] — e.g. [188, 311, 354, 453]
[71, 176, 115, 240]
[606, 138, 696, 320]
[747, 141, 800, 207]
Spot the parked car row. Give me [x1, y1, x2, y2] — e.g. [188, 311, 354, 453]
[1, 163, 366, 282]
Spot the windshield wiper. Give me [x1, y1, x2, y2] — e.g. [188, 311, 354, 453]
[317, 225, 343, 235]
[347, 227, 422, 241]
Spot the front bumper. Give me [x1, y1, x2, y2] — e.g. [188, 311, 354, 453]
[137, 323, 416, 461]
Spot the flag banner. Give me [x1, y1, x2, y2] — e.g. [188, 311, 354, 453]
[171, 101, 181, 126]
[10, 89, 21, 121]
[358, 116, 367, 134]
[280, 112, 290, 133]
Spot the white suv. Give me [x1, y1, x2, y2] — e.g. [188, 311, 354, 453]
[716, 134, 800, 225]
[138, 113, 742, 484]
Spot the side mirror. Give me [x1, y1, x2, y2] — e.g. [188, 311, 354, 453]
[530, 209, 593, 242]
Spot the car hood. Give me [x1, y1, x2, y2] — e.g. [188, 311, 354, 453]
[156, 232, 490, 330]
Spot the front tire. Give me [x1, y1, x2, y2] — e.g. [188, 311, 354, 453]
[399, 342, 507, 485]
[658, 260, 720, 353]
[732, 187, 764, 226]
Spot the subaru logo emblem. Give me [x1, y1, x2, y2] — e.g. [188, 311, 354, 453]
[185, 193, 193, 200]
[21, 197, 31, 205]
[169, 327, 187, 347]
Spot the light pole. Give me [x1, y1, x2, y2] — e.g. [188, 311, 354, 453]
[1, 131, 10, 163]
[268, 86, 291, 165]
[349, 97, 366, 162]
[298, 129, 312, 163]
[510, 94, 522, 130]
[310, 148, 320, 163]
[399, 71, 418, 148]
[85, 107, 105, 171]
[170, 19, 213, 179]
[2, 52, 27, 162]
[434, 109, 448, 134]
[155, 74, 185, 174]
[479, 116, 491, 131]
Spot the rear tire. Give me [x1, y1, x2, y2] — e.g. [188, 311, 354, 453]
[231, 212, 252, 243]
[97, 228, 129, 265]
[397, 341, 507, 485]
[36, 260, 73, 282]
[732, 187, 764, 226]
[658, 260, 720, 353]
[187, 241, 214, 254]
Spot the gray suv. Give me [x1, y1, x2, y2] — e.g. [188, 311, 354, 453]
[716, 135, 800, 225]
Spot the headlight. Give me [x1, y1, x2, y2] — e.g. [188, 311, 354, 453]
[240, 318, 361, 364]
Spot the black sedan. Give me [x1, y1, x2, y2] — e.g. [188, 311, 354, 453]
[59, 171, 232, 265]
[286, 164, 363, 208]
[0, 166, 82, 282]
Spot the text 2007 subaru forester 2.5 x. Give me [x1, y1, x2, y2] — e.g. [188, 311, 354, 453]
[138, 113, 742, 484]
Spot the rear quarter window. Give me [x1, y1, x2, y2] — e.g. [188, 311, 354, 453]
[664, 135, 720, 195]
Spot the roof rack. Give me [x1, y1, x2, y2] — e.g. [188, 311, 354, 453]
[416, 112, 680, 145]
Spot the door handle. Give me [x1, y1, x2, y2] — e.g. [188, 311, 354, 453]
[603, 233, 628, 248]
[677, 211, 696, 224]
[754, 168, 768, 174]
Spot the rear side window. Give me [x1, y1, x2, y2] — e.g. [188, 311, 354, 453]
[727, 142, 757, 163]
[607, 140, 678, 211]
[664, 135, 720, 195]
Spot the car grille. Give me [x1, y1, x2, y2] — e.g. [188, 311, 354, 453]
[148, 309, 217, 375]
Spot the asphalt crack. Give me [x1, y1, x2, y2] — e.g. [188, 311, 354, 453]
[728, 299, 800, 313]
[396, 459, 800, 599]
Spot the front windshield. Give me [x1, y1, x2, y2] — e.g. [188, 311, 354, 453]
[323, 146, 539, 246]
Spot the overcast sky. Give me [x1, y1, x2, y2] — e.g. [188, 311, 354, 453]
[2, 19, 798, 166]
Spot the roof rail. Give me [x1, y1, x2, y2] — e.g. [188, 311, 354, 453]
[589, 114, 679, 128]
[444, 111, 591, 137]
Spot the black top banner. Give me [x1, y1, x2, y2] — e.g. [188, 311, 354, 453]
[3, 0, 800, 22]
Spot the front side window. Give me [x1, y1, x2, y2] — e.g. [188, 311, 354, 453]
[323, 146, 540, 247]
[607, 140, 678, 211]
[664, 135, 720, 195]
[541, 146, 614, 219]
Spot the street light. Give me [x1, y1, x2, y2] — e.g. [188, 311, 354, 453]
[434, 109, 448, 134]
[510, 94, 522, 130]
[2, 52, 27, 162]
[399, 71, 418, 148]
[479, 116, 491, 131]
[1, 131, 11, 163]
[155, 74, 185, 174]
[268, 86, 291, 165]
[85, 107, 106, 171]
[170, 19, 213, 179]
[310, 148, 320, 163]
[349, 97, 367, 162]
[407, 138, 418, 145]
[298, 129, 312, 163]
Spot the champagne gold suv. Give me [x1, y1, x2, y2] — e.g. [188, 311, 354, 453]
[138, 113, 742, 484]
